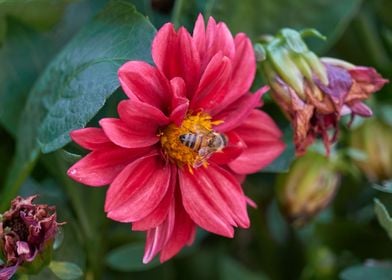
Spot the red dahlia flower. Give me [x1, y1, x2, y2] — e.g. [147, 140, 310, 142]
[67, 15, 285, 263]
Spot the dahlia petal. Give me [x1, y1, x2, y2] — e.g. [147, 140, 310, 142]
[67, 146, 151, 186]
[177, 27, 201, 95]
[210, 131, 246, 165]
[224, 34, 256, 104]
[179, 165, 250, 237]
[205, 164, 250, 228]
[118, 61, 171, 111]
[202, 17, 235, 68]
[152, 23, 179, 80]
[118, 99, 169, 126]
[193, 14, 206, 61]
[228, 110, 285, 174]
[105, 155, 171, 223]
[143, 202, 175, 264]
[132, 166, 176, 231]
[99, 118, 159, 149]
[169, 77, 189, 126]
[70, 128, 112, 150]
[349, 101, 373, 117]
[160, 196, 196, 262]
[213, 87, 267, 132]
[190, 52, 232, 111]
[0, 264, 18, 280]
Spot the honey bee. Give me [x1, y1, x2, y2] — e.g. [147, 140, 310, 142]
[179, 131, 228, 167]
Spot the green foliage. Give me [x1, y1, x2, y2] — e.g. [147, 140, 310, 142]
[340, 264, 392, 280]
[105, 243, 160, 272]
[48, 261, 83, 280]
[374, 198, 392, 240]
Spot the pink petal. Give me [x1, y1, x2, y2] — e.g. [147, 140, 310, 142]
[118, 99, 169, 126]
[143, 202, 176, 263]
[201, 17, 235, 69]
[105, 155, 171, 223]
[213, 87, 268, 132]
[169, 77, 189, 126]
[132, 166, 176, 231]
[160, 195, 196, 262]
[228, 110, 285, 174]
[192, 14, 206, 61]
[0, 264, 18, 280]
[177, 27, 201, 96]
[223, 34, 256, 105]
[179, 165, 249, 237]
[118, 61, 171, 111]
[210, 131, 246, 165]
[349, 101, 373, 117]
[67, 146, 152, 187]
[70, 128, 112, 150]
[190, 52, 232, 111]
[152, 23, 179, 80]
[99, 118, 159, 149]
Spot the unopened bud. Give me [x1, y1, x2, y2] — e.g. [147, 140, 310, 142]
[350, 118, 392, 181]
[277, 152, 340, 227]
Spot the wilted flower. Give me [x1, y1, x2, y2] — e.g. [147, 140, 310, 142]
[277, 152, 340, 227]
[350, 118, 392, 181]
[0, 196, 61, 279]
[258, 28, 388, 155]
[68, 15, 285, 263]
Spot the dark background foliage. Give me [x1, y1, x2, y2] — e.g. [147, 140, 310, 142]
[0, 0, 391, 279]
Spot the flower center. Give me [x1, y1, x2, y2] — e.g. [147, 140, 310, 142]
[160, 113, 224, 172]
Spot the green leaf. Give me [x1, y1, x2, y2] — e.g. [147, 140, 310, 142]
[105, 243, 160, 272]
[0, 18, 52, 136]
[374, 198, 392, 240]
[340, 265, 392, 280]
[219, 257, 269, 280]
[37, 0, 156, 153]
[0, 0, 69, 43]
[48, 261, 83, 280]
[372, 181, 392, 194]
[206, 0, 363, 52]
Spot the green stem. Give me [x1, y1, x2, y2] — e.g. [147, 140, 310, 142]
[0, 150, 39, 212]
[171, 0, 185, 28]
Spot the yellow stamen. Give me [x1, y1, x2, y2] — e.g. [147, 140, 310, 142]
[160, 112, 221, 171]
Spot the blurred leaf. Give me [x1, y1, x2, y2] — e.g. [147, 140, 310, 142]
[0, 18, 52, 136]
[262, 126, 295, 172]
[219, 257, 269, 280]
[105, 243, 160, 272]
[374, 198, 392, 240]
[340, 264, 392, 280]
[205, 0, 363, 52]
[372, 181, 392, 194]
[49, 261, 83, 280]
[0, 0, 70, 43]
[59, 149, 82, 165]
[37, 0, 156, 153]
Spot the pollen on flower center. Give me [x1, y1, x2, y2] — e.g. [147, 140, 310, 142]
[160, 113, 223, 171]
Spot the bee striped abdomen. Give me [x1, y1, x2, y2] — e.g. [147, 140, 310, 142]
[179, 134, 201, 150]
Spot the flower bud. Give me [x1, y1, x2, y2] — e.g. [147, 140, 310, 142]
[349, 118, 392, 181]
[259, 28, 388, 155]
[277, 152, 340, 227]
[0, 196, 62, 279]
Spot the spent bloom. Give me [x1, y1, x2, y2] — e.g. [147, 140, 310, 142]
[0, 196, 61, 280]
[67, 15, 285, 263]
[258, 29, 388, 155]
